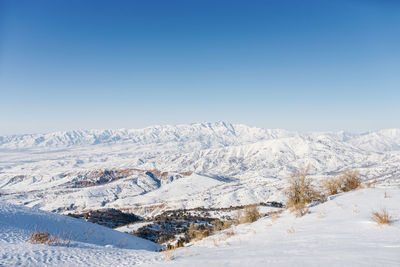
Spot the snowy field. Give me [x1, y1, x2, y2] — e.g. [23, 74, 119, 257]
[1, 187, 399, 266]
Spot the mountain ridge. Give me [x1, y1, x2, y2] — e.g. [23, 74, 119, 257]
[1, 122, 399, 152]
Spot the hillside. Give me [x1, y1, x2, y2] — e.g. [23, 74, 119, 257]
[0, 122, 399, 217]
[154, 188, 400, 266]
[1, 188, 398, 266]
[0, 201, 162, 266]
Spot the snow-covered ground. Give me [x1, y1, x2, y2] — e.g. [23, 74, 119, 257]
[0, 201, 162, 266]
[150, 187, 400, 267]
[1, 187, 399, 266]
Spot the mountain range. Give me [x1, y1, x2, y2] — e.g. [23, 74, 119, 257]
[0, 122, 399, 217]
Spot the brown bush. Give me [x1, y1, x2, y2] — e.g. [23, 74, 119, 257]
[242, 204, 260, 223]
[371, 208, 392, 225]
[321, 176, 342, 195]
[222, 220, 233, 230]
[285, 166, 321, 216]
[212, 219, 224, 231]
[225, 231, 235, 238]
[321, 169, 361, 196]
[339, 169, 361, 192]
[234, 204, 260, 224]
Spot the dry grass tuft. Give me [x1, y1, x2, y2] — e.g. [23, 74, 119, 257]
[317, 210, 326, 218]
[29, 226, 71, 246]
[365, 180, 377, 188]
[269, 210, 282, 222]
[286, 226, 295, 234]
[352, 205, 359, 214]
[371, 208, 392, 225]
[162, 249, 174, 261]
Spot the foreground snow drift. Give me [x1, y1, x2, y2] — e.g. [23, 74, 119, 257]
[1, 188, 399, 266]
[0, 202, 162, 266]
[152, 188, 400, 267]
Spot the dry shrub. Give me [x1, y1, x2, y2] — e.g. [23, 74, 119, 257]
[222, 220, 233, 230]
[371, 208, 392, 225]
[366, 180, 377, 188]
[212, 219, 224, 231]
[243, 204, 260, 223]
[235, 204, 260, 224]
[188, 222, 195, 238]
[29, 226, 71, 246]
[225, 231, 235, 238]
[321, 176, 342, 195]
[285, 166, 320, 217]
[30, 230, 53, 244]
[321, 169, 361, 196]
[340, 169, 361, 192]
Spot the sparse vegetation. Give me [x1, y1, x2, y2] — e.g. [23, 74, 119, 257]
[162, 249, 174, 261]
[29, 226, 71, 246]
[132, 203, 278, 248]
[340, 169, 361, 192]
[284, 166, 321, 217]
[286, 226, 295, 234]
[269, 210, 282, 222]
[321, 176, 342, 195]
[236, 204, 260, 224]
[371, 208, 392, 225]
[321, 169, 361, 196]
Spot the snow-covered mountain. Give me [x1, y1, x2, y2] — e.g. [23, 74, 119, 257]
[0, 122, 399, 217]
[0, 122, 294, 150]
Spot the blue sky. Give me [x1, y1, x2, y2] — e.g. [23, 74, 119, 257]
[0, 0, 399, 135]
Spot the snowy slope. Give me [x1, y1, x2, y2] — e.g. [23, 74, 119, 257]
[152, 188, 400, 267]
[0, 201, 160, 251]
[0, 201, 164, 266]
[2, 188, 398, 266]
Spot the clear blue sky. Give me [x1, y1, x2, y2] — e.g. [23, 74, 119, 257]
[0, 0, 399, 135]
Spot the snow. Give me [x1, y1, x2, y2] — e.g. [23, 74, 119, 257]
[0, 201, 160, 250]
[0, 122, 399, 265]
[151, 188, 400, 267]
[0, 201, 162, 266]
[1, 188, 399, 266]
[1, 122, 400, 217]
